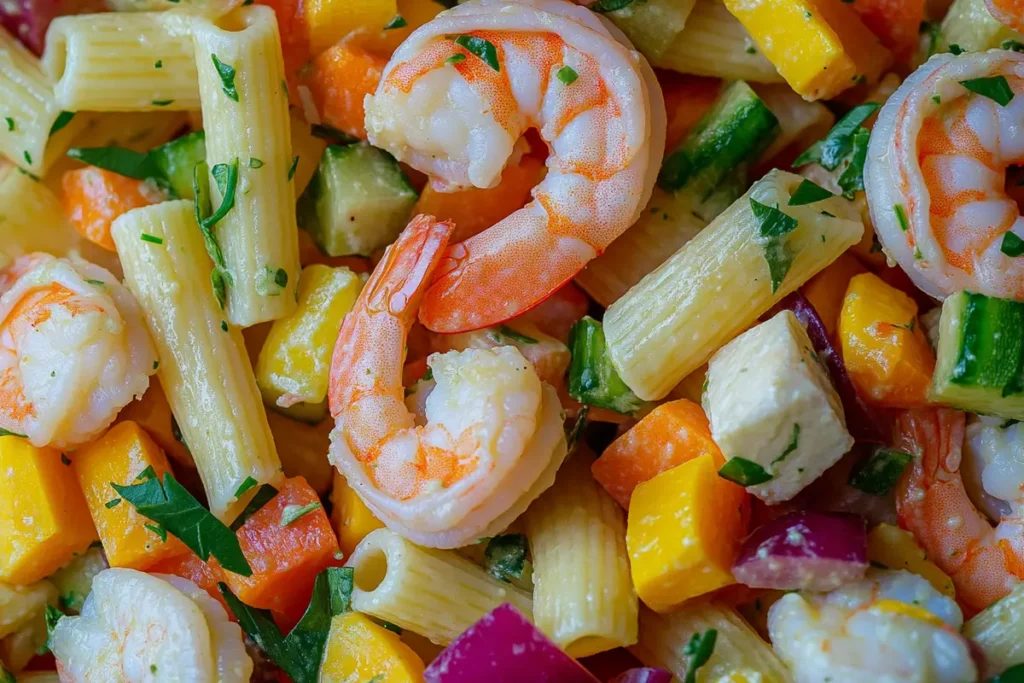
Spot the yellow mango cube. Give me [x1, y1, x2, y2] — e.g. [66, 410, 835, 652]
[724, 0, 891, 100]
[320, 612, 425, 683]
[256, 265, 364, 423]
[306, 0, 442, 57]
[72, 422, 188, 570]
[868, 523, 955, 598]
[626, 453, 747, 613]
[330, 473, 384, 558]
[0, 437, 98, 585]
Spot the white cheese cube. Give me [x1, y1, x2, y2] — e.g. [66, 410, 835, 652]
[703, 310, 852, 503]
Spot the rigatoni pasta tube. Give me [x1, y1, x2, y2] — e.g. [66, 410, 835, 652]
[631, 603, 791, 683]
[346, 529, 533, 646]
[192, 6, 299, 327]
[0, 28, 83, 175]
[963, 583, 1024, 678]
[43, 13, 200, 112]
[111, 200, 282, 521]
[523, 451, 637, 657]
[603, 169, 863, 401]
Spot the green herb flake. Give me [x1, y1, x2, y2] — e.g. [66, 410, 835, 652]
[821, 210, 836, 218]
[280, 502, 322, 527]
[140, 233, 164, 244]
[793, 102, 880, 170]
[211, 55, 239, 102]
[932, 95, 941, 105]
[788, 179, 833, 206]
[309, 123, 359, 144]
[288, 155, 299, 180]
[590, 0, 634, 11]
[1001, 232, 1024, 258]
[949, 43, 964, 55]
[848, 448, 914, 496]
[446, 53, 466, 65]
[44, 604, 64, 651]
[155, 60, 163, 68]
[453, 35, 500, 72]
[895, 203, 910, 232]
[67, 145, 164, 181]
[151, 665, 158, 674]
[0, 428, 28, 438]
[497, 325, 538, 344]
[61, 453, 72, 466]
[566, 405, 588, 453]
[145, 523, 168, 542]
[4, 117, 13, 131]
[989, 663, 1024, 682]
[249, 157, 264, 169]
[384, 14, 407, 29]
[556, 65, 579, 85]
[683, 629, 718, 683]
[49, 111, 75, 136]
[380, 621, 402, 635]
[23, 151, 32, 164]
[960, 76, 1015, 107]
[750, 198, 799, 293]
[772, 424, 800, 465]
[837, 127, 871, 199]
[1002, 40, 1024, 53]
[105, 498, 122, 509]
[235, 476, 259, 498]
[152, 99, 174, 107]
[484, 534, 528, 583]
[112, 471, 253, 576]
[718, 457, 774, 486]
[192, 160, 236, 310]
[230, 483, 279, 531]
[153, 360, 160, 370]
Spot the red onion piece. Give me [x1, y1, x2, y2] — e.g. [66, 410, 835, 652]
[732, 510, 868, 591]
[610, 668, 674, 683]
[424, 604, 600, 683]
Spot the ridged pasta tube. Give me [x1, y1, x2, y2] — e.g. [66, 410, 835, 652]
[0, 580, 56, 640]
[603, 169, 863, 401]
[523, 452, 637, 657]
[346, 529, 533, 646]
[111, 200, 282, 521]
[963, 583, 1024, 678]
[191, 6, 299, 327]
[43, 13, 200, 111]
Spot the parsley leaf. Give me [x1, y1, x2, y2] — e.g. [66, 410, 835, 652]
[750, 198, 799, 293]
[211, 54, 239, 102]
[112, 471, 253, 576]
[67, 146, 164, 182]
[837, 127, 871, 199]
[234, 476, 258, 498]
[771, 424, 800, 465]
[384, 14, 407, 29]
[484, 534, 528, 583]
[793, 102, 880, 171]
[556, 65, 579, 85]
[960, 76, 1015, 107]
[683, 629, 718, 683]
[566, 405, 589, 453]
[0, 428, 27, 438]
[230, 483, 279, 531]
[280, 502, 322, 527]
[309, 123, 359, 144]
[192, 161, 236, 309]
[4, 117, 12, 131]
[718, 457, 773, 486]
[496, 325, 538, 344]
[49, 111, 75, 137]
[44, 604, 64, 652]
[1001, 232, 1024, 257]
[1002, 40, 1024, 53]
[590, 0, 634, 11]
[288, 155, 299, 181]
[787, 179, 833, 206]
[895, 203, 910, 232]
[453, 35, 500, 71]
[848, 448, 913, 496]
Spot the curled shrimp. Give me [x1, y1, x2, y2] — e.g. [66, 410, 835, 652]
[768, 569, 976, 683]
[328, 215, 568, 548]
[0, 254, 156, 448]
[986, 0, 1024, 32]
[52, 568, 252, 683]
[866, 50, 1024, 300]
[893, 408, 1024, 614]
[364, 0, 666, 332]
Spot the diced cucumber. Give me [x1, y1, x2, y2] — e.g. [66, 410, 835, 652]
[658, 80, 780, 221]
[603, 0, 697, 65]
[568, 316, 649, 415]
[297, 143, 418, 257]
[933, 291, 1024, 419]
[940, 0, 1022, 53]
[149, 131, 207, 200]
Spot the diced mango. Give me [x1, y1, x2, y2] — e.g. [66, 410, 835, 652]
[116, 379, 194, 469]
[723, 0, 891, 100]
[626, 453, 748, 613]
[867, 523, 955, 598]
[320, 612, 425, 683]
[72, 422, 189, 570]
[256, 265, 364, 423]
[839, 273, 935, 408]
[330, 472, 384, 558]
[0, 437, 98, 585]
[306, 0, 442, 57]
[592, 399, 723, 509]
[802, 252, 868, 336]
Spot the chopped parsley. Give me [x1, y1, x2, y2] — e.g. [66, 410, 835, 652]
[556, 65, 579, 85]
[152, 99, 174, 107]
[589, 0, 633, 11]
[788, 179, 833, 206]
[453, 35, 500, 72]
[105, 498, 121, 508]
[61, 453, 72, 466]
[145, 522, 168, 542]
[949, 43, 965, 55]
[256, 266, 289, 296]
[230, 484, 279, 531]
[379, 621, 402, 635]
[895, 203, 910, 232]
[140, 233, 164, 244]
[1002, 40, 1024, 53]
[750, 198, 799, 293]
[0, 428, 28, 438]
[221, 320, 228, 332]
[44, 604, 64, 652]
[383, 14, 407, 29]
[249, 157, 264, 169]
[848, 448, 914, 496]
[49, 111, 75, 136]
[4, 116, 13, 131]
[496, 325, 538, 344]
[287, 155, 299, 181]
[193, 159, 239, 309]
[794, 102, 880, 171]
[155, 60, 163, 68]
[23, 151, 32, 164]
[67, 146, 164, 182]
[683, 629, 718, 683]
[309, 123, 359, 144]
[235, 476, 259, 498]
[280, 502, 322, 527]
[446, 53, 466, 65]
[484, 534, 528, 583]
[960, 76, 1015, 107]
[718, 457, 773, 486]
[211, 54, 239, 102]
[1000, 232, 1024, 258]
[771, 424, 800, 465]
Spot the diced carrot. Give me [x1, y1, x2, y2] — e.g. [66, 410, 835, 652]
[149, 550, 229, 613]
[846, 0, 926, 62]
[657, 70, 722, 153]
[219, 476, 340, 620]
[61, 167, 165, 251]
[413, 156, 546, 243]
[592, 399, 723, 509]
[307, 43, 386, 140]
[116, 379, 195, 470]
[801, 252, 868, 336]
[255, 0, 309, 104]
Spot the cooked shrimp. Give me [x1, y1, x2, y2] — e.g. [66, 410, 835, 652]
[866, 50, 1024, 300]
[52, 568, 252, 683]
[893, 408, 1024, 613]
[768, 569, 976, 683]
[986, 0, 1024, 32]
[328, 215, 568, 548]
[0, 254, 156, 448]
[364, 0, 666, 332]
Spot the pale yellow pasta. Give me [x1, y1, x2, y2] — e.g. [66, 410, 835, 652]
[0, 580, 56, 641]
[754, 84, 835, 164]
[0, 615, 48, 673]
[603, 169, 863, 401]
[288, 109, 327, 197]
[0, 164, 79, 256]
[658, 0, 783, 83]
[346, 529, 533, 646]
[105, 0, 237, 13]
[523, 452, 637, 658]
[265, 410, 334, 496]
[631, 603, 792, 683]
[43, 13, 200, 112]
[963, 583, 1024, 678]
[192, 6, 299, 327]
[0, 28, 83, 175]
[111, 200, 282, 520]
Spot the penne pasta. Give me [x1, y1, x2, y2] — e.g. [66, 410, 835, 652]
[963, 583, 1024, 678]
[110, 200, 282, 520]
[346, 529, 533, 646]
[43, 13, 201, 112]
[191, 6, 300, 326]
[0, 580, 56, 640]
[105, 0, 238, 13]
[523, 451, 637, 658]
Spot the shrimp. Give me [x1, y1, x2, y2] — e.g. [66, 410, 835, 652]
[52, 568, 252, 683]
[328, 215, 568, 549]
[986, 0, 1024, 32]
[866, 50, 1024, 301]
[768, 569, 976, 683]
[0, 254, 156, 448]
[893, 408, 1024, 614]
[364, 0, 666, 333]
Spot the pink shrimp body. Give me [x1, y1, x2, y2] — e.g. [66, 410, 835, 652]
[363, 0, 666, 332]
[866, 50, 1024, 301]
[0, 253, 156, 448]
[893, 408, 1024, 613]
[328, 215, 568, 548]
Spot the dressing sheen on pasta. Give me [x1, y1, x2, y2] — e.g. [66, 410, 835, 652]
[1, 0, 1023, 681]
